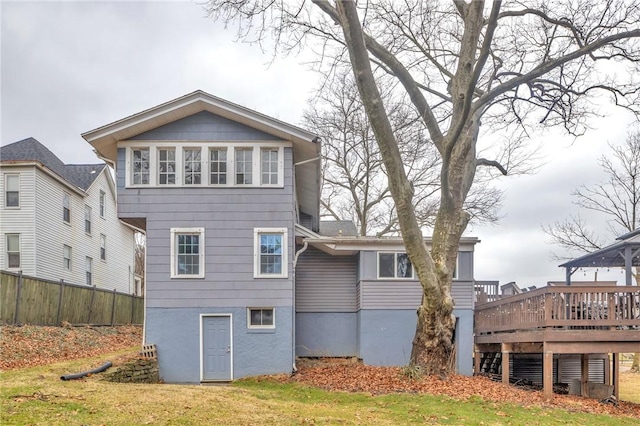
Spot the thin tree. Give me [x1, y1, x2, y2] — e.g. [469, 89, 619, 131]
[545, 129, 640, 371]
[204, 0, 640, 375]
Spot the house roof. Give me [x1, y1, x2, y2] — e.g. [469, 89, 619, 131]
[559, 229, 640, 269]
[81, 90, 321, 227]
[319, 220, 358, 237]
[1, 137, 105, 191]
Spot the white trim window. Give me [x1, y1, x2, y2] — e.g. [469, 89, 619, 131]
[170, 228, 205, 278]
[6, 234, 20, 269]
[158, 148, 176, 185]
[184, 148, 202, 185]
[5, 174, 20, 208]
[378, 252, 414, 279]
[247, 307, 275, 329]
[99, 190, 106, 218]
[132, 147, 150, 185]
[260, 148, 279, 185]
[100, 234, 106, 261]
[235, 148, 253, 185]
[209, 148, 227, 185]
[63, 245, 72, 270]
[63, 193, 71, 223]
[254, 228, 287, 278]
[84, 205, 92, 234]
[86, 256, 93, 285]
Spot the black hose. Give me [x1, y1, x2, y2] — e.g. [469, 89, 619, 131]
[60, 361, 112, 381]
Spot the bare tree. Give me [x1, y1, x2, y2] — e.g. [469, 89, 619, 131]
[204, 0, 640, 375]
[545, 129, 640, 371]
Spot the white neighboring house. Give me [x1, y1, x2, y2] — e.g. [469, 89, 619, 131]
[0, 137, 138, 294]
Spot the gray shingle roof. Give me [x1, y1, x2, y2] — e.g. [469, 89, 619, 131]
[1, 137, 105, 191]
[319, 220, 358, 237]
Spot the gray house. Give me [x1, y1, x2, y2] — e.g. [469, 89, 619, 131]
[82, 90, 479, 382]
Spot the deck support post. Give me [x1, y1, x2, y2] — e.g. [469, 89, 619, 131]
[474, 346, 481, 374]
[501, 343, 511, 385]
[580, 354, 589, 397]
[543, 342, 553, 400]
[613, 353, 620, 400]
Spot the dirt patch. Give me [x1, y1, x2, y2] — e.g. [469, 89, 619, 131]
[0, 324, 142, 370]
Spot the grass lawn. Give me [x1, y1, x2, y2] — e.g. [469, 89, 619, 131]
[1, 349, 638, 425]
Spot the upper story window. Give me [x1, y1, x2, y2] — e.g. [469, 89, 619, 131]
[5, 234, 20, 269]
[209, 148, 227, 185]
[63, 193, 71, 223]
[84, 205, 92, 234]
[378, 252, 413, 279]
[5, 174, 19, 208]
[132, 148, 150, 185]
[63, 245, 72, 270]
[235, 148, 253, 185]
[158, 148, 176, 185]
[124, 144, 285, 188]
[254, 228, 287, 278]
[184, 148, 202, 185]
[170, 227, 205, 278]
[99, 190, 106, 218]
[261, 148, 279, 185]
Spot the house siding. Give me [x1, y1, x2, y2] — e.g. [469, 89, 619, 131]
[146, 306, 293, 382]
[295, 247, 357, 312]
[130, 111, 282, 142]
[0, 166, 36, 275]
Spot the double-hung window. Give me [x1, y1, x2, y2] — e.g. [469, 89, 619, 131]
[235, 148, 253, 185]
[170, 228, 205, 278]
[100, 234, 106, 261]
[184, 148, 202, 185]
[63, 245, 72, 270]
[158, 148, 176, 185]
[132, 148, 150, 184]
[209, 148, 227, 184]
[248, 308, 275, 329]
[378, 252, 414, 279]
[5, 174, 19, 207]
[254, 228, 287, 278]
[261, 148, 279, 185]
[63, 193, 71, 223]
[99, 191, 106, 218]
[86, 257, 93, 285]
[84, 205, 92, 234]
[6, 234, 20, 269]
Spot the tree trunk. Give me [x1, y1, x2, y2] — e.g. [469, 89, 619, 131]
[632, 353, 640, 372]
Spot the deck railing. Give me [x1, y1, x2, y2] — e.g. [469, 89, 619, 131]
[475, 286, 640, 335]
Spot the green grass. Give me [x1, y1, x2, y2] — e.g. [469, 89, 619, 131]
[1, 351, 638, 425]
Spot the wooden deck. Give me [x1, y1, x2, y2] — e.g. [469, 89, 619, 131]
[474, 286, 640, 399]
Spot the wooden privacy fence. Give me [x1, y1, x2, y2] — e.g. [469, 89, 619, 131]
[1, 271, 144, 326]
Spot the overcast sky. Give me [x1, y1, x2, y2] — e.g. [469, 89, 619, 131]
[2, 1, 637, 288]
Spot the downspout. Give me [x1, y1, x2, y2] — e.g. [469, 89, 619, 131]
[292, 240, 309, 373]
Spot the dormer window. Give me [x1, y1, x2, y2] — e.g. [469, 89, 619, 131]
[209, 148, 227, 185]
[235, 148, 253, 185]
[158, 148, 176, 185]
[184, 148, 202, 185]
[132, 148, 150, 185]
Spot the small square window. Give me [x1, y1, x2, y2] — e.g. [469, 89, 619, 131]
[248, 308, 275, 329]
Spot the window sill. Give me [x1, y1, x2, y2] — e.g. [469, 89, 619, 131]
[170, 274, 205, 279]
[254, 274, 288, 279]
[247, 328, 276, 334]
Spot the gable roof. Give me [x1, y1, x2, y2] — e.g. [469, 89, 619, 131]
[1, 137, 105, 191]
[319, 220, 359, 237]
[559, 229, 640, 269]
[82, 90, 321, 228]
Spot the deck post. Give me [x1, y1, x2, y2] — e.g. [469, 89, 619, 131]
[580, 354, 589, 397]
[501, 343, 511, 385]
[613, 353, 620, 400]
[543, 342, 553, 400]
[474, 346, 481, 374]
